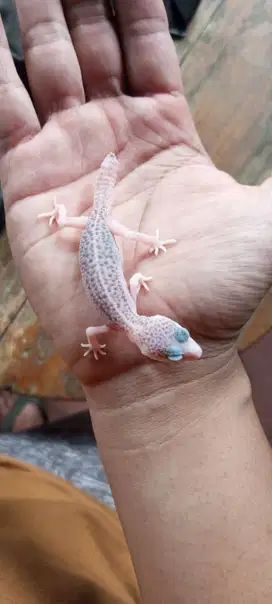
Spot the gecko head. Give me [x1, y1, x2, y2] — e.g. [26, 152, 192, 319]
[130, 315, 202, 362]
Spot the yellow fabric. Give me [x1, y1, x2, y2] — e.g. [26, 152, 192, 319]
[0, 456, 140, 604]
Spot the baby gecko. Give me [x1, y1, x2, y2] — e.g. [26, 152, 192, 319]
[38, 153, 202, 362]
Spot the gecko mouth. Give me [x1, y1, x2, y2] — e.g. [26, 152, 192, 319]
[161, 345, 184, 362]
[158, 349, 183, 362]
[167, 353, 183, 362]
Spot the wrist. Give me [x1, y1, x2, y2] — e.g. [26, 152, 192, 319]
[84, 346, 251, 450]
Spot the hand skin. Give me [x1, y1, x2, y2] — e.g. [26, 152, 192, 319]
[1, 1, 272, 602]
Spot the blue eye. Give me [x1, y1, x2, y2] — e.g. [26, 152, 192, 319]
[175, 327, 189, 343]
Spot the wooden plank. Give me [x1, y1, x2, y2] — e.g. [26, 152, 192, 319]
[175, 0, 224, 64]
[0, 232, 27, 338]
[0, 230, 12, 268]
[181, 0, 271, 184]
[178, 0, 272, 348]
[0, 230, 83, 398]
[0, 297, 84, 399]
[0, 257, 26, 337]
[238, 291, 272, 351]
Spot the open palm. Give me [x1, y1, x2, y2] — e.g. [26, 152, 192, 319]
[0, 0, 271, 389]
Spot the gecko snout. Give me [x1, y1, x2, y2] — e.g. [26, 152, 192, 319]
[164, 323, 202, 362]
[134, 316, 202, 362]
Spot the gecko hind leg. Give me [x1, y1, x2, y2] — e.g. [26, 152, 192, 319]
[129, 273, 152, 307]
[107, 218, 176, 257]
[81, 325, 110, 360]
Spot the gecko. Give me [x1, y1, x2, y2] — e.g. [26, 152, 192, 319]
[38, 153, 202, 362]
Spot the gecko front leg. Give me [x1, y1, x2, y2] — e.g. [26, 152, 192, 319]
[129, 273, 152, 306]
[107, 218, 176, 256]
[38, 200, 88, 229]
[81, 325, 110, 359]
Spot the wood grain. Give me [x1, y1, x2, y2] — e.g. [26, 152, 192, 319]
[0, 234, 26, 338]
[175, 0, 223, 64]
[179, 0, 272, 349]
[0, 230, 12, 267]
[0, 297, 84, 398]
[0, 234, 83, 398]
[238, 291, 272, 351]
[181, 0, 271, 184]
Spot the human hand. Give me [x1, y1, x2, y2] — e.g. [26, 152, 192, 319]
[0, 0, 271, 400]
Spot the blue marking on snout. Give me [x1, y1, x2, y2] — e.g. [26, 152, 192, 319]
[164, 345, 183, 361]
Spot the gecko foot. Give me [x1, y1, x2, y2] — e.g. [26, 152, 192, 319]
[129, 273, 152, 305]
[137, 274, 153, 291]
[81, 342, 107, 360]
[149, 229, 176, 257]
[37, 199, 67, 227]
[81, 325, 109, 360]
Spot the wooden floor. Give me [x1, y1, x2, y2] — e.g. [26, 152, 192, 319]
[0, 0, 271, 397]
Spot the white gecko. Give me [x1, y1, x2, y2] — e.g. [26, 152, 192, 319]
[38, 153, 202, 362]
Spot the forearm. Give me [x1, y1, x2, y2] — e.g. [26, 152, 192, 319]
[87, 353, 272, 603]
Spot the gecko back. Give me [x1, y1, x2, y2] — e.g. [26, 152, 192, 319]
[79, 153, 138, 326]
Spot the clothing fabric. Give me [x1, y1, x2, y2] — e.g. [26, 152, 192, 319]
[0, 432, 114, 507]
[0, 455, 140, 604]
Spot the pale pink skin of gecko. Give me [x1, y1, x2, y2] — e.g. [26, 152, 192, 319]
[38, 153, 202, 362]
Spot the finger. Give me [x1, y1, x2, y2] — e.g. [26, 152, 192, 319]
[0, 17, 40, 160]
[15, 0, 85, 122]
[114, 0, 182, 95]
[62, 0, 123, 99]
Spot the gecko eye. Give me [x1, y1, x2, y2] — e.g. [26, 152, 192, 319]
[164, 345, 183, 362]
[175, 327, 189, 343]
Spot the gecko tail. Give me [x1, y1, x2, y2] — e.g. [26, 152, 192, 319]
[94, 152, 119, 215]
